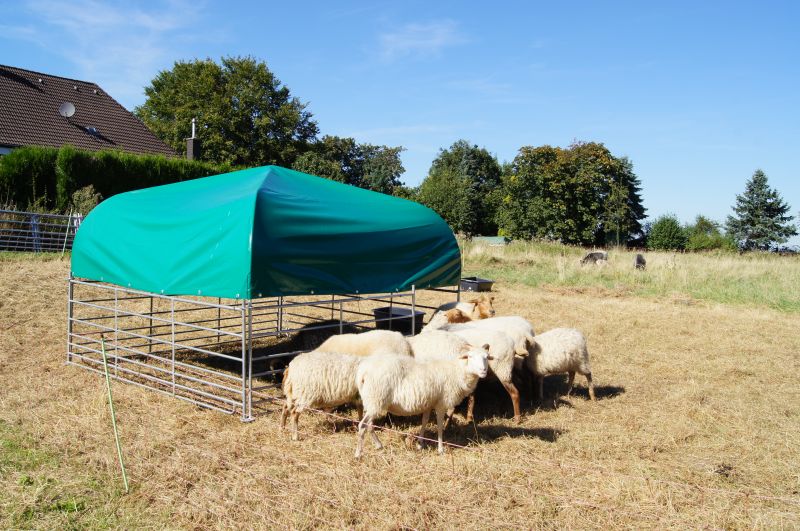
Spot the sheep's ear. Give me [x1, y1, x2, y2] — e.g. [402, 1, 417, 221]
[481, 343, 490, 352]
[467, 297, 480, 304]
[458, 354, 469, 360]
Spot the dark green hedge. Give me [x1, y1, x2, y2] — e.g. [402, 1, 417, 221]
[0, 145, 229, 212]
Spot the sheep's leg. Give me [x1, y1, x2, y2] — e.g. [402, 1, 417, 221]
[435, 409, 446, 455]
[565, 371, 576, 398]
[355, 414, 370, 458]
[537, 375, 545, 403]
[290, 409, 301, 441]
[586, 372, 596, 401]
[369, 417, 383, 450]
[501, 380, 521, 423]
[465, 394, 476, 423]
[279, 404, 289, 430]
[416, 410, 431, 450]
[443, 408, 455, 430]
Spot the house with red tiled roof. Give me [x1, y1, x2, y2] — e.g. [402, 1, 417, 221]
[0, 64, 175, 157]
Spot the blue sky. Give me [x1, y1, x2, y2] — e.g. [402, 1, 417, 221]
[2, 0, 799, 236]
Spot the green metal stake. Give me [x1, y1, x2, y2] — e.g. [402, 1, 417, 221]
[100, 335, 129, 493]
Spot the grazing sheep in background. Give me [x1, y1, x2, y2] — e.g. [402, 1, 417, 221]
[442, 325, 526, 423]
[315, 329, 412, 357]
[634, 253, 647, 270]
[354, 345, 491, 458]
[436, 294, 495, 320]
[280, 350, 362, 441]
[580, 251, 608, 265]
[525, 328, 595, 403]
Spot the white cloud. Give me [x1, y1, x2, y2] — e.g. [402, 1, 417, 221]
[6, 0, 203, 108]
[378, 20, 466, 60]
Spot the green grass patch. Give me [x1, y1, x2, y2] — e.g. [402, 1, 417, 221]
[462, 240, 800, 312]
[0, 420, 163, 530]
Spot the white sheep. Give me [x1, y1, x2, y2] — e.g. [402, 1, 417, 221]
[315, 329, 412, 357]
[280, 350, 363, 441]
[354, 345, 491, 458]
[435, 294, 495, 320]
[438, 315, 536, 360]
[525, 328, 595, 403]
[440, 325, 526, 423]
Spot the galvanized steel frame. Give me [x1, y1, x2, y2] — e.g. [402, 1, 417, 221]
[67, 277, 458, 421]
[1, 209, 83, 252]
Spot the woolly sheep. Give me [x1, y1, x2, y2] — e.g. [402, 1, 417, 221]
[315, 329, 412, 357]
[441, 324, 525, 423]
[280, 350, 363, 441]
[439, 315, 536, 359]
[436, 294, 495, 320]
[525, 328, 595, 402]
[354, 345, 491, 457]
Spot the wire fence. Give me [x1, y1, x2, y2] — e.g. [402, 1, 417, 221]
[0, 209, 83, 252]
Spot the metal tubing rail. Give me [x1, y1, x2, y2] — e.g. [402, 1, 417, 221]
[69, 342, 242, 395]
[248, 291, 414, 312]
[70, 279, 242, 310]
[69, 351, 242, 406]
[70, 318, 245, 363]
[68, 334, 243, 382]
[70, 299, 243, 339]
[0, 208, 76, 219]
[67, 358, 239, 414]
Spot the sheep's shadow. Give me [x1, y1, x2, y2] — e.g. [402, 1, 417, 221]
[517, 373, 626, 411]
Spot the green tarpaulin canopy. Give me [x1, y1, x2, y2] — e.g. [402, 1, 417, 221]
[71, 165, 461, 298]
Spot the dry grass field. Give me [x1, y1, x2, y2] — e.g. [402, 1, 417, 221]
[1, 250, 800, 529]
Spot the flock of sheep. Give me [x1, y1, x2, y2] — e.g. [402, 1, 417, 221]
[279, 295, 595, 458]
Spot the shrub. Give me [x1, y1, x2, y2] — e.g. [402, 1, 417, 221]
[1, 145, 229, 213]
[647, 214, 687, 250]
[70, 185, 103, 216]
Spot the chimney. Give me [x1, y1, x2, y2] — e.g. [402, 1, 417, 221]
[186, 118, 201, 160]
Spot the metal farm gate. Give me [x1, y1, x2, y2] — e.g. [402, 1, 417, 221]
[66, 277, 458, 421]
[0, 209, 82, 252]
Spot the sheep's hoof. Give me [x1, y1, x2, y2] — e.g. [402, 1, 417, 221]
[465, 415, 473, 423]
[291, 433, 299, 442]
[513, 415, 522, 424]
[354, 449, 362, 459]
[437, 447, 445, 455]
[415, 441, 424, 451]
[373, 441, 383, 450]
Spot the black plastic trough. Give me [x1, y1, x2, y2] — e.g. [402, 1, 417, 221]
[459, 276, 494, 292]
[373, 306, 425, 335]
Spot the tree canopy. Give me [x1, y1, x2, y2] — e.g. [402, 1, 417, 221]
[135, 56, 319, 167]
[496, 142, 646, 245]
[291, 135, 405, 195]
[416, 140, 502, 236]
[726, 170, 797, 251]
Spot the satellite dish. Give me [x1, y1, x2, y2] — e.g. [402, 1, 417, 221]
[59, 102, 76, 118]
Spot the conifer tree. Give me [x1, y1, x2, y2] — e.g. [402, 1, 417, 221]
[726, 170, 797, 251]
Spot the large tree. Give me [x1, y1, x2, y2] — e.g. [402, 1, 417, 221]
[497, 142, 646, 245]
[135, 56, 318, 167]
[726, 170, 797, 251]
[291, 135, 405, 194]
[417, 140, 502, 236]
